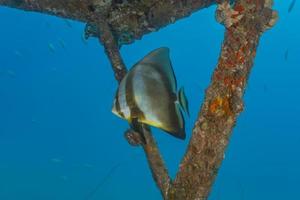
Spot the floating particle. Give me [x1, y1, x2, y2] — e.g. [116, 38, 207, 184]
[61, 175, 68, 181]
[236, 179, 245, 200]
[216, 186, 221, 200]
[45, 21, 51, 28]
[51, 67, 57, 72]
[192, 81, 203, 91]
[288, 0, 296, 13]
[14, 50, 23, 58]
[263, 84, 268, 93]
[7, 70, 16, 78]
[31, 118, 38, 124]
[48, 43, 56, 53]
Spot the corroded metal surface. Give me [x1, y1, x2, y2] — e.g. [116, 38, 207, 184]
[170, 1, 277, 199]
[0, 0, 216, 45]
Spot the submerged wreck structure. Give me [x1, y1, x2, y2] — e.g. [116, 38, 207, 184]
[0, 0, 277, 199]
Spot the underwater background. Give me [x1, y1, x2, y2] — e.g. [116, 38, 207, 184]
[0, 1, 299, 199]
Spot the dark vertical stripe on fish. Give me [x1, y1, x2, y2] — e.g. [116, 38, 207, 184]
[150, 64, 184, 132]
[125, 68, 145, 121]
[115, 89, 124, 118]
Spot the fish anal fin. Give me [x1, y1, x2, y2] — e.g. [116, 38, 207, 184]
[140, 117, 185, 140]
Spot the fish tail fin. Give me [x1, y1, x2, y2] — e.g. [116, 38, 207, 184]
[178, 87, 189, 117]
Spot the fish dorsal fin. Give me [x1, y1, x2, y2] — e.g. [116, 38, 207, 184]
[138, 47, 177, 92]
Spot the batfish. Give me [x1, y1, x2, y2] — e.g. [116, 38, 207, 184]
[112, 47, 189, 139]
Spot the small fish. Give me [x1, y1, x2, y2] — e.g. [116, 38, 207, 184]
[58, 39, 66, 49]
[284, 49, 289, 61]
[48, 43, 56, 53]
[112, 47, 189, 139]
[288, 0, 296, 13]
[50, 158, 62, 163]
[83, 163, 94, 168]
[64, 19, 73, 28]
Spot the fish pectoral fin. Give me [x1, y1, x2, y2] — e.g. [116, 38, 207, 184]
[178, 87, 190, 117]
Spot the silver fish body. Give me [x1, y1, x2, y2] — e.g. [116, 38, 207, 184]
[112, 47, 188, 139]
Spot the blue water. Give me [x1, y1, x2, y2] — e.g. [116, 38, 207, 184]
[0, 1, 299, 199]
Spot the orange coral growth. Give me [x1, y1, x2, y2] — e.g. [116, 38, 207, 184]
[234, 4, 245, 13]
[223, 76, 245, 89]
[221, 47, 246, 68]
[232, 4, 244, 19]
[209, 96, 233, 117]
[235, 50, 245, 64]
[214, 70, 223, 81]
[224, 58, 235, 68]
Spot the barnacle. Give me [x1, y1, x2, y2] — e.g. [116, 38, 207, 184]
[267, 11, 278, 29]
[264, 0, 274, 8]
[215, 2, 244, 28]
